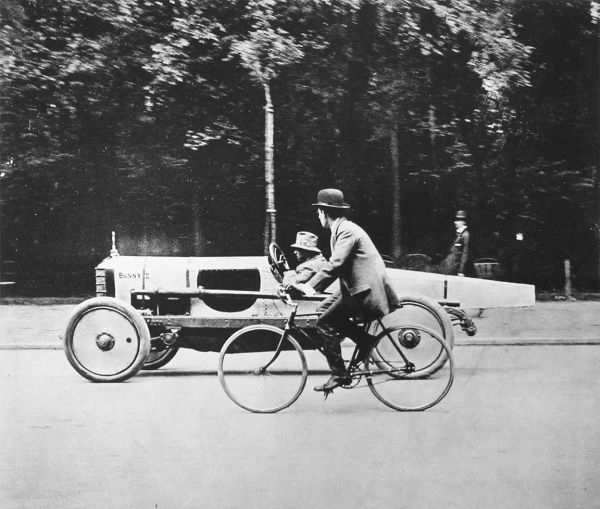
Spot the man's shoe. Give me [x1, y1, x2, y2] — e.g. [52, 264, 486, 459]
[313, 374, 352, 392]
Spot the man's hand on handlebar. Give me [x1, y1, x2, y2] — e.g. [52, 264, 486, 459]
[277, 283, 317, 302]
[286, 282, 316, 297]
[276, 286, 294, 305]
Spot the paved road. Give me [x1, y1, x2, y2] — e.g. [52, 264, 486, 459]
[1, 344, 599, 509]
[1, 301, 599, 508]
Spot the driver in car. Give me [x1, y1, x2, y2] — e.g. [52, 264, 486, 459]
[282, 231, 327, 288]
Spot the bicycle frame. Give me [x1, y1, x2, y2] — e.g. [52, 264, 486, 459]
[261, 303, 417, 384]
[217, 298, 455, 412]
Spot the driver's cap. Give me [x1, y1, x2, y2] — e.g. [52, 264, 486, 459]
[290, 231, 321, 253]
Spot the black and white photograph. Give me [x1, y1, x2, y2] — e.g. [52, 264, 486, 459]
[1, 1, 598, 507]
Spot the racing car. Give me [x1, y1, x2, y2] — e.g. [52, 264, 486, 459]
[63, 236, 535, 382]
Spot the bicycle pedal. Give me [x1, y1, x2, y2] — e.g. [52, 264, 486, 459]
[323, 389, 333, 400]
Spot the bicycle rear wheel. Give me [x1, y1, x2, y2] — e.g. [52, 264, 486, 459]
[218, 325, 308, 413]
[373, 294, 454, 347]
[366, 325, 454, 411]
[368, 295, 454, 378]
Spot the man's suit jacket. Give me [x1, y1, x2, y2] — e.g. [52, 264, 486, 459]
[308, 218, 400, 320]
[444, 227, 474, 276]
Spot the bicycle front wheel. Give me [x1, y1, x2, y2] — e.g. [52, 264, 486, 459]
[218, 325, 308, 413]
[366, 325, 454, 411]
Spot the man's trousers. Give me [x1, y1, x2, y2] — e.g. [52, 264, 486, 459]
[315, 291, 374, 376]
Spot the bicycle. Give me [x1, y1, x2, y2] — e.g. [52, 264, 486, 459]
[217, 297, 454, 413]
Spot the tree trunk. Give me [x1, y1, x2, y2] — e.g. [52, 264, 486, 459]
[263, 80, 276, 254]
[192, 201, 203, 256]
[428, 105, 438, 173]
[597, 164, 600, 291]
[390, 121, 402, 263]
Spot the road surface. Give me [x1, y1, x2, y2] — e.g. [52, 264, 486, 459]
[1, 342, 599, 509]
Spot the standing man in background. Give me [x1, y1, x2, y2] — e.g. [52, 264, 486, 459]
[443, 210, 474, 277]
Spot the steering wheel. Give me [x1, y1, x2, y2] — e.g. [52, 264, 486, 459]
[268, 242, 291, 283]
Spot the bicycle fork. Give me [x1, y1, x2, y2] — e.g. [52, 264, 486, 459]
[256, 304, 299, 374]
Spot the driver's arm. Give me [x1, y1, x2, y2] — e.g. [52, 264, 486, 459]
[283, 266, 317, 288]
[282, 269, 298, 287]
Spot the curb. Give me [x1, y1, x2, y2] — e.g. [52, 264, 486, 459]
[0, 344, 63, 350]
[455, 338, 600, 346]
[2, 337, 600, 350]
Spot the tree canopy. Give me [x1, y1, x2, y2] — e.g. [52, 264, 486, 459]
[0, 0, 598, 293]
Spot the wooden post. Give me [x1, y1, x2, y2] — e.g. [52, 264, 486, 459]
[390, 118, 402, 264]
[564, 259, 572, 298]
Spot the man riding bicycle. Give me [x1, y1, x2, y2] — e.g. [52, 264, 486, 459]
[290, 189, 400, 392]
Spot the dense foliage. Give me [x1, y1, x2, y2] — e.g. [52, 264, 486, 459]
[0, 0, 598, 293]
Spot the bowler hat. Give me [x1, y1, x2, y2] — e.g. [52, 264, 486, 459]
[312, 188, 350, 209]
[290, 231, 321, 253]
[455, 210, 467, 220]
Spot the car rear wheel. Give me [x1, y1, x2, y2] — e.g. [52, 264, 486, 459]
[142, 346, 179, 370]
